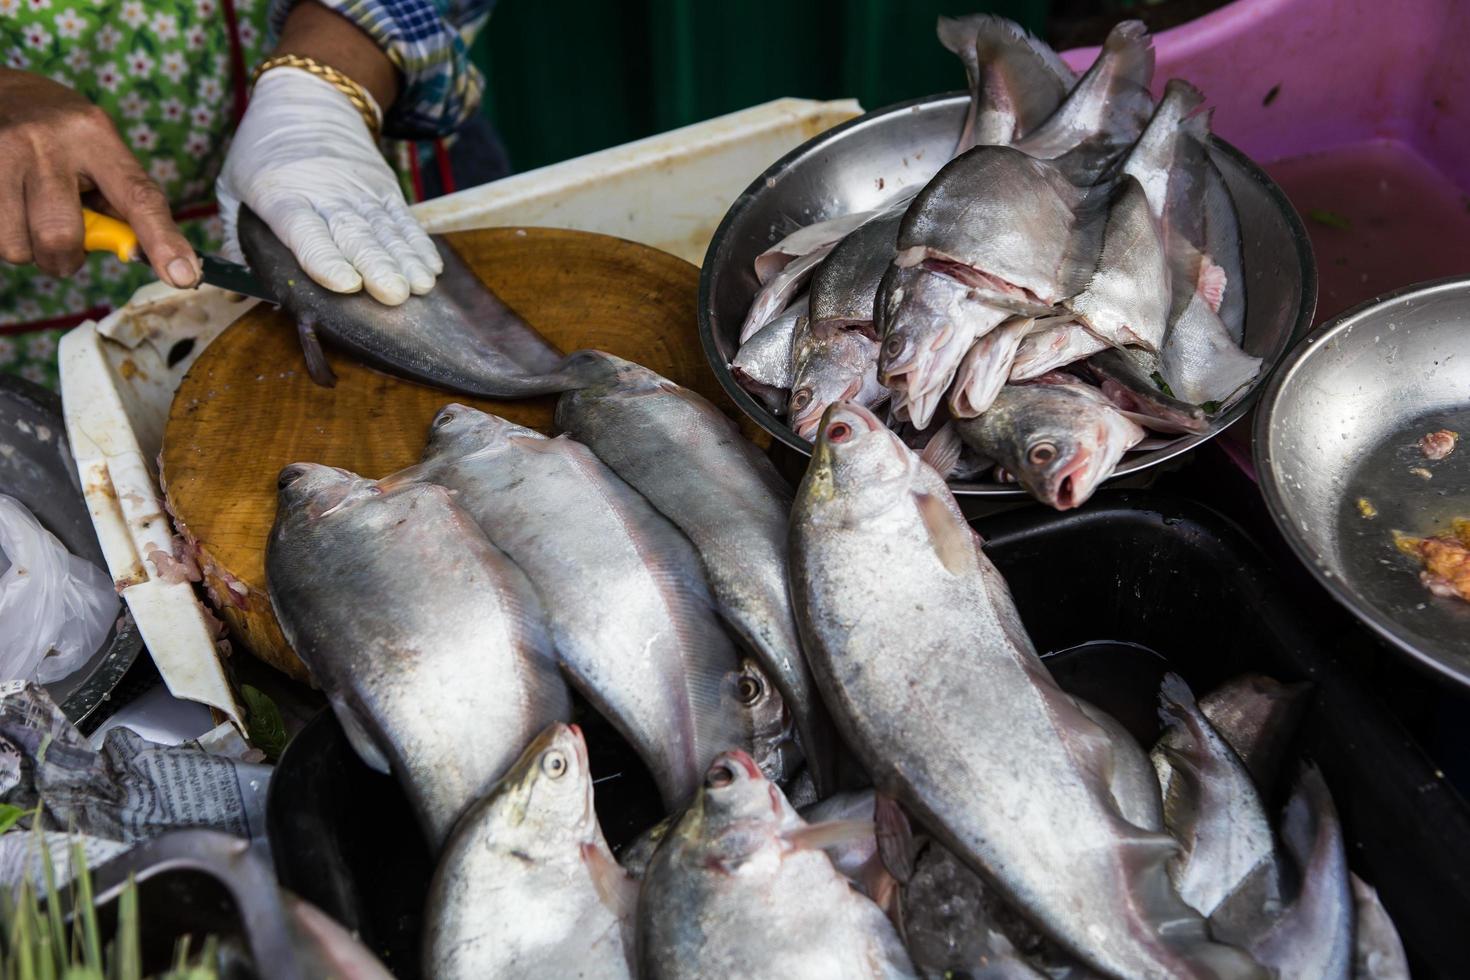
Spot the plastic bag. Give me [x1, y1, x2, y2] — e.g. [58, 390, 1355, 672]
[0, 494, 117, 683]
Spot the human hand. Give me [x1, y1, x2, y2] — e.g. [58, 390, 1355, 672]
[0, 69, 200, 287]
[216, 67, 442, 307]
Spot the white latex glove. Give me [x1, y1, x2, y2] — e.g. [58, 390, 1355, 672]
[217, 67, 442, 306]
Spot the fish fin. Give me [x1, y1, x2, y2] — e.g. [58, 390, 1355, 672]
[915, 489, 979, 577]
[1182, 105, 1214, 142]
[1102, 19, 1156, 90]
[582, 841, 639, 922]
[919, 423, 962, 477]
[874, 793, 917, 884]
[296, 317, 337, 388]
[1198, 260, 1228, 313]
[329, 696, 391, 774]
[784, 819, 875, 852]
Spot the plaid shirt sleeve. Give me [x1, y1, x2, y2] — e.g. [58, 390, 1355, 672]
[269, 0, 494, 139]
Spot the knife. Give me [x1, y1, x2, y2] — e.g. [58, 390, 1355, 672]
[81, 207, 274, 302]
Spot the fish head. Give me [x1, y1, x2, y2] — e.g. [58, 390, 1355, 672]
[697, 750, 785, 829]
[727, 658, 802, 785]
[423, 403, 540, 461]
[275, 463, 382, 522]
[997, 386, 1139, 510]
[556, 349, 651, 393]
[490, 722, 598, 851]
[806, 402, 915, 507]
[789, 330, 881, 441]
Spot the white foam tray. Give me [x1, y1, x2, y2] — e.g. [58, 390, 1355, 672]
[56, 98, 863, 728]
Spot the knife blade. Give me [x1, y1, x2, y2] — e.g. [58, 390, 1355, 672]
[82, 207, 274, 303]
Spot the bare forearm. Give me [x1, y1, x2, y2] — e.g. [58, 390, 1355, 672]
[272, 1, 400, 110]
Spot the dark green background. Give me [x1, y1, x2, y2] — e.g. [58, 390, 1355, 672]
[470, 1, 1049, 173]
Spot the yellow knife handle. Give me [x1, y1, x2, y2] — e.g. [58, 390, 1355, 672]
[81, 208, 140, 262]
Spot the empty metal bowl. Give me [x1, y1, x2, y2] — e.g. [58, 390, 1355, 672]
[699, 93, 1317, 495]
[1256, 277, 1470, 685]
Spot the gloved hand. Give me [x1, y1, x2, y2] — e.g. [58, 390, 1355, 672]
[217, 67, 441, 306]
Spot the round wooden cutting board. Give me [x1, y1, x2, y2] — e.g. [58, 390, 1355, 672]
[162, 227, 763, 680]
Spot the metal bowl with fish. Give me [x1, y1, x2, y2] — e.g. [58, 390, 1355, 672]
[699, 91, 1316, 499]
[1256, 277, 1470, 687]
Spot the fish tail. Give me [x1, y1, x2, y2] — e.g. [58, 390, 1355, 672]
[1102, 20, 1156, 90]
[296, 316, 337, 388]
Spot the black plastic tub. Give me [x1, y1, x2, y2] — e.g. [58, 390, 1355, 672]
[268, 490, 1470, 978]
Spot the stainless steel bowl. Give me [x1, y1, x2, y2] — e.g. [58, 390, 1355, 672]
[699, 93, 1317, 494]
[1256, 277, 1470, 685]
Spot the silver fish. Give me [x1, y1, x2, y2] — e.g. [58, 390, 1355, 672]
[1075, 696, 1164, 833]
[1160, 290, 1261, 407]
[413, 405, 774, 811]
[424, 723, 636, 980]
[1014, 20, 1156, 184]
[810, 211, 902, 333]
[1204, 162, 1247, 344]
[896, 145, 1103, 312]
[638, 751, 916, 979]
[742, 245, 835, 343]
[1064, 175, 1171, 352]
[1152, 674, 1282, 936]
[555, 351, 835, 794]
[1248, 766, 1353, 980]
[1350, 874, 1409, 980]
[877, 264, 1013, 429]
[1122, 79, 1206, 220]
[949, 316, 1038, 418]
[618, 813, 676, 881]
[285, 893, 396, 980]
[1009, 318, 1110, 381]
[755, 209, 887, 287]
[937, 13, 1075, 152]
[238, 208, 569, 395]
[731, 297, 805, 412]
[954, 377, 1145, 509]
[790, 402, 1264, 979]
[789, 317, 889, 440]
[1082, 347, 1209, 435]
[1197, 674, 1310, 790]
[266, 463, 570, 849]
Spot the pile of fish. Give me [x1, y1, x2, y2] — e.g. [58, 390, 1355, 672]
[731, 15, 1262, 510]
[266, 343, 1404, 978]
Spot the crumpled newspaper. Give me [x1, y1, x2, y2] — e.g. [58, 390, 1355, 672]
[0, 681, 271, 885]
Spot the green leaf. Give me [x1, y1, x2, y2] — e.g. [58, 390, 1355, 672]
[1307, 208, 1351, 230]
[0, 804, 26, 836]
[1149, 371, 1176, 398]
[241, 686, 289, 762]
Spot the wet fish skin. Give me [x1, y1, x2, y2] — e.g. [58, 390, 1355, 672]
[1121, 79, 1206, 221]
[1152, 675, 1282, 931]
[789, 318, 888, 440]
[1014, 20, 1156, 181]
[1065, 175, 1171, 352]
[618, 813, 676, 881]
[742, 245, 834, 343]
[1074, 696, 1163, 833]
[266, 463, 570, 850]
[937, 14, 1075, 152]
[791, 402, 1264, 979]
[1350, 874, 1410, 980]
[1082, 347, 1209, 435]
[953, 377, 1145, 509]
[238, 208, 569, 396]
[877, 264, 1012, 430]
[1248, 766, 1353, 980]
[755, 209, 886, 287]
[555, 351, 835, 795]
[638, 751, 916, 979]
[897, 145, 1101, 311]
[414, 405, 766, 812]
[1009, 318, 1110, 381]
[1197, 674, 1311, 791]
[731, 298, 804, 412]
[810, 212, 902, 332]
[949, 316, 1037, 418]
[424, 723, 635, 980]
[1161, 290, 1262, 407]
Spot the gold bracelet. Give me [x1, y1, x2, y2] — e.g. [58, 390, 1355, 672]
[252, 53, 382, 140]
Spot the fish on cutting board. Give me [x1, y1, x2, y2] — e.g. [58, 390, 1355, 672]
[424, 723, 636, 980]
[789, 402, 1264, 979]
[265, 462, 570, 850]
[411, 405, 791, 811]
[238, 207, 572, 397]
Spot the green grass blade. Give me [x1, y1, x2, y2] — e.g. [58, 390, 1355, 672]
[69, 846, 100, 973]
[114, 877, 138, 980]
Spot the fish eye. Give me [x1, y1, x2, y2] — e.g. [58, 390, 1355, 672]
[277, 466, 305, 490]
[827, 421, 854, 444]
[790, 388, 812, 412]
[705, 763, 737, 789]
[736, 674, 763, 705]
[1028, 441, 1058, 465]
[435, 412, 456, 428]
[884, 336, 904, 357]
[541, 750, 568, 779]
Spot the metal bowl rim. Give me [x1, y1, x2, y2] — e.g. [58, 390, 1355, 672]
[1253, 274, 1470, 686]
[698, 92, 1318, 495]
